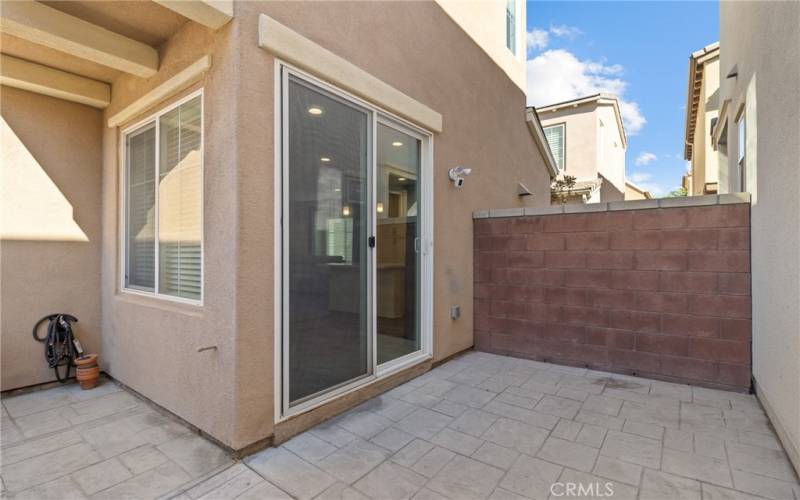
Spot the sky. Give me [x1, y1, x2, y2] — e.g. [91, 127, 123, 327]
[525, 1, 719, 196]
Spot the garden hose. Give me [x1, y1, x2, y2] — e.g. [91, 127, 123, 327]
[32, 314, 80, 382]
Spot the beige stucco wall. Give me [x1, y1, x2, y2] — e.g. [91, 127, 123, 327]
[596, 104, 626, 201]
[689, 56, 720, 195]
[1, 86, 103, 390]
[90, 0, 551, 451]
[719, 0, 800, 473]
[434, 0, 526, 91]
[624, 184, 647, 200]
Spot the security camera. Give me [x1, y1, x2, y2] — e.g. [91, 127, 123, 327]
[448, 166, 472, 188]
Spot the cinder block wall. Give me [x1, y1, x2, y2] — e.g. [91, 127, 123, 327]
[473, 196, 751, 391]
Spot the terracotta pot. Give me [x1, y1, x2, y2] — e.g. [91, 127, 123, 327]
[75, 353, 99, 390]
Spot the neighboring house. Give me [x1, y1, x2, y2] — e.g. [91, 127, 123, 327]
[713, 1, 800, 476]
[624, 181, 652, 200]
[535, 93, 628, 204]
[684, 42, 721, 195]
[0, 1, 556, 452]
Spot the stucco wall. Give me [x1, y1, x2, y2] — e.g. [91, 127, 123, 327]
[719, 0, 800, 473]
[1, 87, 102, 390]
[596, 104, 626, 200]
[540, 105, 597, 182]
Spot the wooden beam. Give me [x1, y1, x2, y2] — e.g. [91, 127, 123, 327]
[153, 0, 233, 30]
[0, 54, 110, 108]
[0, 1, 158, 78]
[108, 55, 211, 127]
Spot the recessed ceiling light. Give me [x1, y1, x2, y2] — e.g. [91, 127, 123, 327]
[308, 106, 323, 115]
[320, 157, 331, 163]
[392, 141, 403, 147]
[397, 177, 406, 181]
[342, 206, 351, 216]
[334, 188, 341, 192]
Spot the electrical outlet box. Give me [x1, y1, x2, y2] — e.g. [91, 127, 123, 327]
[450, 305, 461, 320]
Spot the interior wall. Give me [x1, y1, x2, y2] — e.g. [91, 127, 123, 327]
[720, 0, 800, 474]
[1, 87, 103, 390]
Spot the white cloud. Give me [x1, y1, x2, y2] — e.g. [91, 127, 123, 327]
[550, 24, 583, 38]
[526, 49, 647, 134]
[526, 28, 549, 51]
[628, 172, 666, 196]
[635, 152, 657, 166]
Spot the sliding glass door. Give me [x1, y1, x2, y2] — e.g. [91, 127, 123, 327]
[281, 67, 429, 413]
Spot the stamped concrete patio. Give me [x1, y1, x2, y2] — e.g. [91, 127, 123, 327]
[2, 352, 798, 499]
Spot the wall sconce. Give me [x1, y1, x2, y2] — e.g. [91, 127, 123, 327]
[376, 202, 384, 214]
[342, 206, 351, 216]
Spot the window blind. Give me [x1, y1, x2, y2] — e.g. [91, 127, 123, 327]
[544, 124, 565, 171]
[125, 125, 156, 291]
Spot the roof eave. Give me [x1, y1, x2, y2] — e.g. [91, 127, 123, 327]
[526, 107, 559, 179]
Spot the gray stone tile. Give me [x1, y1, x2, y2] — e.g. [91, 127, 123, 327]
[557, 468, 639, 500]
[428, 455, 504, 500]
[724, 410, 773, 434]
[737, 430, 783, 451]
[1, 442, 101, 492]
[333, 410, 394, 440]
[92, 460, 191, 500]
[10, 476, 87, 500]
[482, 417, 549, 456]
[390, 439, 434, 468]
[157, 434, 233, 478]
[411, 447, 456, 479]
[235, 479, 293, 500]
[661, 448, 733, 487]
[283, 432, 337, 463]
[1, 429, 83, 465]
[431, 400, 468, 418]
[576, 424, 607, 448]
[191, 467, 264, 500]
[310, 422, 358, 448]
[664, 428, 694, 452]
[582, 395, 623, 416]
[649, 381, 692, 402]
[537, 437, 598, 472]
[370, 427, 415, 452]
[519, 380, 559, 395]
[2, 387, 74, 418]
[71, 457, 132, 495]
[317, 439, 390, 484]
[592, 456, 641, 486]
[574, 410, 625, 431]
[12, 406, 79, 438]
[640, 469, 701, 500]
[316, 481, 370, 500]
[443, 385, 497, 408]
[65, 379, 122, 402]
[471, 442, 519, 470]
[185, 463, 252, 499]
[246, 447, 335, 500]
[418, 379, 459, 398]
[556, 387, 590, 401]
[396, 408, 453, 440]
[1, 415, 24, 446]
[681, 403, 725, 430]
[372, 398, 418, 422]
[731, 470, 800, 500]
[482, 400, 559, 430]
[400, 389, 443, 409]
[68, 391, 141, 423]
[701, 482, 769, 500]
[600, 431, 661, 469]
[534, 395, 582, 419]
[621, 419, 663, 440]
[494, 391, 540, 409]
[431, 428, 484, 455]
[500, 454, 562, 499]
[693, 431, 727, 459]
[726, 441, 797, 482]
[552, 418, 583, 441]
[488, 488, 530, 500]
[449, 409, 499, 438]
[412, 487, 450, 500]
[353, 461, 426, 500]
[620, 400, 679, 429]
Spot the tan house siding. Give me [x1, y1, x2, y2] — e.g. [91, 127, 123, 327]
[684, 44, 720, 196]
[718, 0, 800, 474]
[1, 87, 103, 391]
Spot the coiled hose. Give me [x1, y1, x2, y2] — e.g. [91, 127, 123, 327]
[32, 314, 79, 382]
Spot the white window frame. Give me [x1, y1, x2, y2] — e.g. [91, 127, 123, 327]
[273, 61, 434, 421]
[505, 0, 517, 55]
[544, 123, 566, 172]
[118, 89, 205, 306]
[736, 108, 746, 192]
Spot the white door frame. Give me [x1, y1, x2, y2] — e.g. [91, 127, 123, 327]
[273, 61, 434, 422]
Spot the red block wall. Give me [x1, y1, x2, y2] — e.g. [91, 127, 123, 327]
[474, 203, 752, 391]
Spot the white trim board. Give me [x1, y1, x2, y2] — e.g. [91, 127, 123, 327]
[108, 56, 211, 128]
[258, 14, 442, 133]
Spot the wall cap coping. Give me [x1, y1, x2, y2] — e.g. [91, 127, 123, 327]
[474, 193, 751, 219]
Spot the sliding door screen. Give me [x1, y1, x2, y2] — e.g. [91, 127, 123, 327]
[285, 75, 371, 406]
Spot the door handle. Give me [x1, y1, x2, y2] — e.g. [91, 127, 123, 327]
[368, 236, 376, 248]
[414, 237, 421, 253]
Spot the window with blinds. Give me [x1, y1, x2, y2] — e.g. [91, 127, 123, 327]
[123, 93, 203, 302]
[505, 0, 516, 54]
[544, 124, 565, 171]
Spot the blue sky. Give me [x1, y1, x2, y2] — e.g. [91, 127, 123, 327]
[525, 1, 719, 196]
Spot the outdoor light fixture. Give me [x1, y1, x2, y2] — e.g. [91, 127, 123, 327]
[448, 166, 472, 188]
[320, 157, 331, 163]
[392, 141, 403, 147]
[398, 177, 406, 182]
[308, 106, 323, 115]
[377, 202, 384, 213]
[342, 206, 350, 216]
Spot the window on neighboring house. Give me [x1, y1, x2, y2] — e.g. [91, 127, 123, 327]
[544, 123, 565, 171]
[505, 0, 516, 54]
[737, 112, 746, 192]
[123, 92, 203, 302]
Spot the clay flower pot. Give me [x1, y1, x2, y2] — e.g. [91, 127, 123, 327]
[75, 353, 100, 390]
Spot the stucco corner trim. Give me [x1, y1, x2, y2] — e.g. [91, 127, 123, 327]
[107, 55, 212, 128]
[257, 14, 443, 133]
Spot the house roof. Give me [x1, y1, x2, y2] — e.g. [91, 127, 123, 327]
[684, 42, 720, 160]
[525, 107, 560, 179]
[625, 180, 653, 199]
[532, 93, 627, 148]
